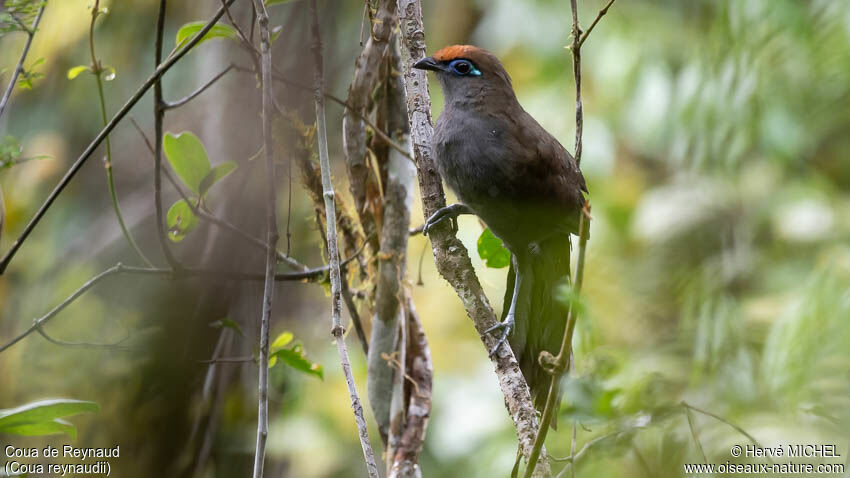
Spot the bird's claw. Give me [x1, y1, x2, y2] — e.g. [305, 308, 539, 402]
[485, 315, 515, 357]
[423, 204, 465, 236]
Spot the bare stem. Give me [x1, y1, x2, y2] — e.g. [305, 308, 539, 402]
[88, 0, 153, 267]
[311, 1, 380, 476]
[681, 401, 775, 465]
[251, 1, 279, 476]
[0, 0, 240, 275]
[570, 0, 583, 167]
[523, 206, 591, 478]
[684, 404, 708, 464]
[0, 262, 350, 356]
[578, 0, 616, 48]
[153, 0, 183, 270]
[163, 64, 234, 110]
[0, 1, 46, 120]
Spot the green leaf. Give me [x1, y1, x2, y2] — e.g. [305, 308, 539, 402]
[198, 160, 237, 197]
[270, 344, 323, 379]
[0, 419, 77, 440]
[175, 22, 237, 49]
[477, 228, 511, 268]
[163, 132, 211, 193]
[67, 65, 89, 80]
[210, 317, 245, 337]
[266, 0, 299, 5]
[166, 198, 200, 242]
[270, 331, 293, 350]
[0, 399, 99, 440]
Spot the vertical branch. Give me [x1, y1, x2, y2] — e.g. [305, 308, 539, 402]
[385, 35, 432, 478]
[342, 0, 397, 254]
[522, 1, 614, 475]
[153, 0, 182, 270]
[569, 0, 583, 166]
[0, 1, 46, 120]
[251, 1, 278, 477]
[389, 295, 433, 478]
[310, 1, 380, 476]
[523, 207, 590, 478]
[89, 0, 153, 266]
[394, 0, 548, 475]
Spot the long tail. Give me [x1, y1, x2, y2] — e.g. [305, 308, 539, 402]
[505, 235, 572, 429]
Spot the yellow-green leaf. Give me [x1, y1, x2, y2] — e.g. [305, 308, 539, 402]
[477, 228, 511, 268]
[198, 160, 237, 197]
[175, 22, 238, 49]
[163, 132, 211, 194]
[271, 331, 293, 350]
[67, 65, 89, 80]
[166, 198, 199, 242]
[270, 344, 323, 379]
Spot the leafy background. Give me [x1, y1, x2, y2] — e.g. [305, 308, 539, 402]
[1, 0, 849, 477]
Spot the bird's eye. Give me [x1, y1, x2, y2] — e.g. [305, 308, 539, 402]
[449, 59, 479, 76]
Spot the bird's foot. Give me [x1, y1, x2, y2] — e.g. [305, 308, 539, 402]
[423, 204, 472, 236]
[485, 314, 515, 357]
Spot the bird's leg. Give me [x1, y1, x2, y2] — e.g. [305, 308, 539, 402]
[486, 255, 521, 356]
[422, 203, 474, 236]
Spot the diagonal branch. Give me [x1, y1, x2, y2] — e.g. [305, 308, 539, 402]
[578, 0, 616, 49]
[0, 0, 239, 275]
[394, 0, 548, 475]
[163, 64, 235, 110]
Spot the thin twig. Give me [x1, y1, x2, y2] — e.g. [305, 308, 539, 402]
[340, 267, 369, 355]
[0, 1, 46, 120]
[311, 2, 379, 476]
[684, 405, 708, 464]
[522, 205, 591, 478]
[198, 356, 255, 364]
[154, 0, 183, 271]
[220, 0, 255, 55]
[250, 0, 278, 476]
[0, 0, 240, 275]
[681, 401, 775, 464]
[34, 323, 131, 350]
[578, 0, 616, 48]
[569, 0, 583, 167]
[88, 0, 153, 267]
[163, 64, 235, 110]
[552, 428, 632, 478]
[0, 261, 358, 355]
[254, 65, 415, 162]
[522, 0, 614, 472]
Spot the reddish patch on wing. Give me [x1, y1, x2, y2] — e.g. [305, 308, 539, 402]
[433, 45, 477, 62]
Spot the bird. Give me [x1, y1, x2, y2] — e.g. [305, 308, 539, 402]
[414, 45, 587, 418]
